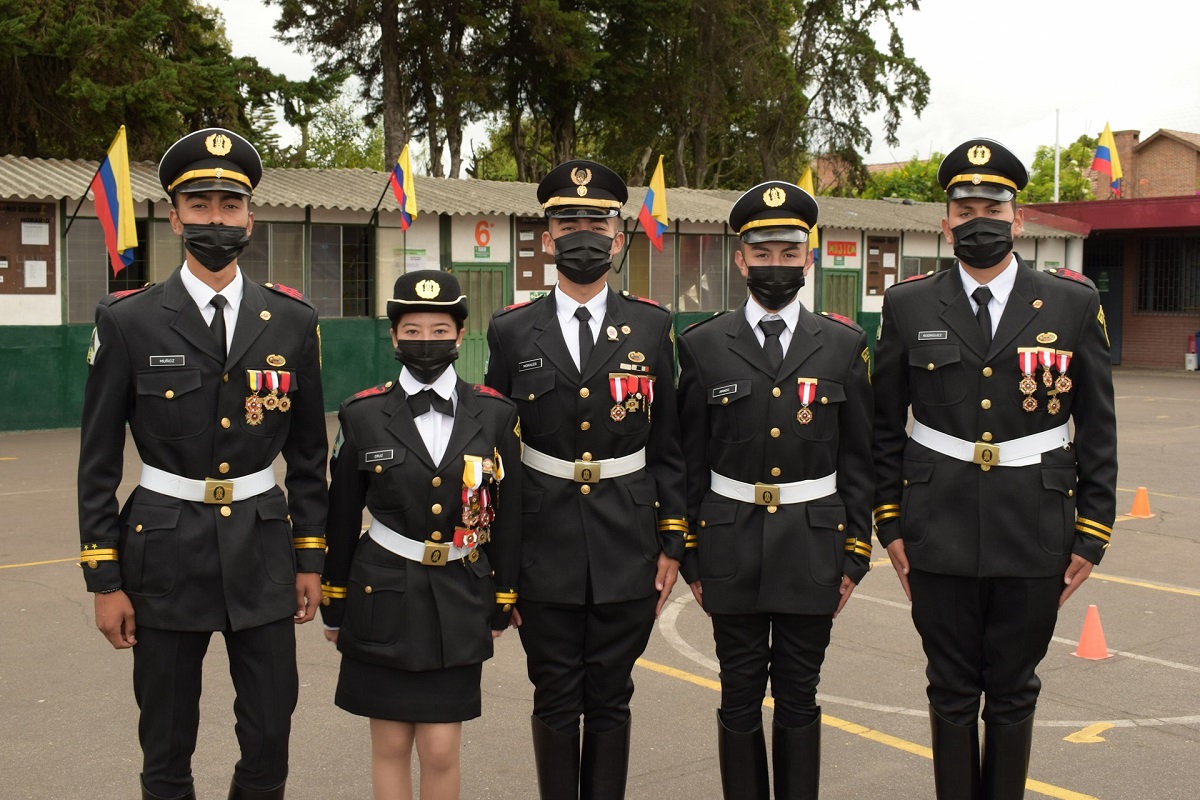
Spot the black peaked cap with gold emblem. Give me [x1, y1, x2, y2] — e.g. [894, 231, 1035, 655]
[158, 128, 263, 197]
[729, 180, 819, 244]
[937, 138, 1029, 202]
[538, 159, 628, 218]
[387, 269, 469, 324]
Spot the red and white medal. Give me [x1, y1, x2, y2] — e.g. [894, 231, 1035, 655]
[796, 377, 818, 424]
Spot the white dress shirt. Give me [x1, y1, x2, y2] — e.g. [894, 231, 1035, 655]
[399, 364, 459, 466]
[180, 260, 244, 351]
[743, 295, 801, 355]
[553, 285, 609, 371]
[958, 254, 1017, 338]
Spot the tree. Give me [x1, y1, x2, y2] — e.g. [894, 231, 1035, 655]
[302, 93, 385, 169]
[1019, 134, 1097, 204]
[861, 153, 944, 202]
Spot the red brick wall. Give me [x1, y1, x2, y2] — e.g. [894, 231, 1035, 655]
[1119, 242, 1200, 367]
[1135, 138, 1200, 198]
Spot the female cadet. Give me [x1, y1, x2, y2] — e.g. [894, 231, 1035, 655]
[320, 270, 522, 800]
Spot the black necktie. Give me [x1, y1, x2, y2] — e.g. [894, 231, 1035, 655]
[209, 294, 228, 359]
[760, 318, 786, 372]
[408, 389, 454, 417]
[971, 286, 993, 348]
[575, 306, 594, 372]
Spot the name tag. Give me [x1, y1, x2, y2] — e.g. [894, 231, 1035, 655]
[620, 363, 650, 373]
[149, 355, 186, 367]
[364, 449, 394, 463]
[712, 383, 739, 398]
[518, 358, 543, 372]
[918, 331, 948, 341]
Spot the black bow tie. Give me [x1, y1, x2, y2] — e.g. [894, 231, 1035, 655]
[408, 389, 453, 417]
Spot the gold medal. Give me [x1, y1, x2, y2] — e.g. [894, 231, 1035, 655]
[1055, 375, 1072, 394]
[1042, 367, 1054, 387]
[1022, 396, 1038, 413]
[278, 395, 292, 412]
[1047, 396, 1062, 415]
[1019, 375, 1037, 395]
[262, 391, 280, 411]
[797, 407, 813, 424]
[610, 404, 627, 421]
[625, 397, 640, 411]
[245, 407, 264, 426]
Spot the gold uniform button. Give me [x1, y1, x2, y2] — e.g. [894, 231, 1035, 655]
[374, 465, 383, 474]
[981, 464, 992, 472]
[837, 523, 845, 531]
[432, 503, 443, 515]
[982, 432, 993, 442]
[87, 559, 98, 569]
[654, 501, 660, 509]
[981, 399, 992, 410]
[582, 452, 593, 462]
[385, 381, 394, 388]
[432, 477, 442, 488]
[431, 531, 443, 541]
[767, 505, 778, 514]
[135, 524, 144, 533]
[220, 506, 232, 517]
[772, 387, 781, 398]
[771, 467, 781, 477]
[218, 462, 230, 474]
[982, 367, 993, 377]
[164, 390, 175, 399]
[221, 418, 231, 429]
[223, 373, 229, 383]
[503, 604, 513, 612]
[580, 485, 591, 495]
[579, 387, 590, 398]
[721, 397, 730, 405]
[364, 586, 373, 594]
[903, 479, 909, 487]
[1068, 489, 1075, 497]
[581, 421, 591, 431]
[820, 397, 828, 404]
[770, 427, 781, 438]
[321, 597, 331, 606]
[700, 520, 706, 528]
[927, 363, 935, 371]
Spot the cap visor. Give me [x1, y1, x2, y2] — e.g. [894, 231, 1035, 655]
[741, 227, 809, 244]
[946, 184, 1015, 202]
[546, 207, 619, 219]
[174, 178, 252, 196]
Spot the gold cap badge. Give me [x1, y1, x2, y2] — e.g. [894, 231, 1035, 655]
[763, 187, 787, 207]
[415, 279, 441, 299]
[967, 145, 991, 165]
[572, 167, 592, 197]
[205, 133, 233, 156]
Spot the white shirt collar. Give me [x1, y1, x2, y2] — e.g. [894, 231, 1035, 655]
[554, 284, 609, 328]
[180, 260, 244, 313]
[399, 363, 459, 401]
[743, 294, 801, 333]
[958, 254, 1017, 308]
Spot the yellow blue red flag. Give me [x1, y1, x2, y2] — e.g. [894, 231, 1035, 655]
[90, 125, 138, 276]
[390, 144, 418, 229]
[1091, 123, 1123, 197]
[638, 155, 668, 252]
[798, 166, 819, 251]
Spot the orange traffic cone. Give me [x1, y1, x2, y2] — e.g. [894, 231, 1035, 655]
[1128, 486, 1154, 518]
[1073, 604, 1112, 660]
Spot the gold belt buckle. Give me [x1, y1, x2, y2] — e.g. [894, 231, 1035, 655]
[973, 442, 1000, 467]
[753, 483, 781, 506]
[574, 460, 601, 483]
[422, 541, 450, 566]
[204, 478, 234, 505]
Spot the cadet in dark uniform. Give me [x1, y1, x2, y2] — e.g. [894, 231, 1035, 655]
[677, 182, 873, 800]
[872, 138, 1117, 799]
[484, 160, 688, 799]
[320, 270, 521, 800]
[77, 128, 328, 800]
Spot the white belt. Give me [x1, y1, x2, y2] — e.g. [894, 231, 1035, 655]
[910, 421, 1071, 468]
[139, 464, 276, 504]
[521, 445, 646, 483]
[368, 519, 473, 566]
[709, 470, 838, 506]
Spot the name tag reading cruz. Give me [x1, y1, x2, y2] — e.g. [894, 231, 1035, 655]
[917, 331, 948, 341]
[364, 449, 394, 463]
[149, 355, 186, 367]
[518, 358, 543, 372]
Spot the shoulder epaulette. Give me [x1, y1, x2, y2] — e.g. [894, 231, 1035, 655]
[346, 381, 395, 405]
[819, 311, 863, 331]
[104, 284, 153, 304]
[493, 296, 541, 318]
[619, 290, 666, 310]
[683, 311, 727, 333]
[901, 272, 932, 283]
[1046, 268, 1095, 288]
[473, 384, 505, 399]
[265, 282, 314, 305]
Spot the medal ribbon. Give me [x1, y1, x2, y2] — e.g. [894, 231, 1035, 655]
[1055, 350, 1072, 373]
[248, 370, 262, 392]
[647, 377, 655, 406]
[264, 370, 278, 392]
[463, 455, 484, 490]
[1038, 348, 1055, 370]
[492, 448, 505, 482]
[609, 373, 626, 403]
[624, 374, 639, 396]
[1018, 347, 1037, 374]
[797, 378, 817, 406]
[278, 371, 291, 393]
[639, 376, 651, 403]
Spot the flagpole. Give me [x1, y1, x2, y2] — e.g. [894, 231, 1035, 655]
[614, 217, 643, 275]
[63, 161, 106, 238]
[367, 174, 392, 229]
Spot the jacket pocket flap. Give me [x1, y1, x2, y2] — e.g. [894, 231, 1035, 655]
[135, 369, 202, 398]
[806, 503, 847, 530]
[707, 379, 752, 405]
[909, 345, 962, 370]
[903, 458, 936, 485]
[625, 478, 658, 507]
[350, 558, 407, 593]
[511, 369, 556, 400]
[255, 491, 290, 521]
[813, 380, 846, 404]
[126, 501, 182, 531]
[358, 446, 406, 471]
[1041, 465, 1077, 496]
[698, 497, 739, 526]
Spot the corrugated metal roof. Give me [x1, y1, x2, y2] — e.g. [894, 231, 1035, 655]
[0, 154, 1079, 238]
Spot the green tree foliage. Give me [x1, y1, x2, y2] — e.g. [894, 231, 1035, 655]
[861, 153, 944, 202]
[1019, 134, 1098, 203]
[302, 93, 386, 170]
[0, 0, 334, 161]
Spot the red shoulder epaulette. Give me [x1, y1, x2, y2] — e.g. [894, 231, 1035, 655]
[621, 290, 663, 308]
[1048, 268, 1089, 284]
[348, 382, 392, 403]
[266, 282, 306, 301]
[820, 311, 862, 330]
[473, 384, 504, 399]
[109, 285, 151, 301]
[684, 311, 726, 333]
[499, 300, 531, 313]
[901, 273, 930, 283]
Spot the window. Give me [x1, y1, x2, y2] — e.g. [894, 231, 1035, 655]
[67, 219, 150, 323]
[623, 233, 676, 309]
[677, 234, 727, 312]
[1137, 236, 1200, 313]
[900, 256, 956, 281]
[309, 224, 373, 319]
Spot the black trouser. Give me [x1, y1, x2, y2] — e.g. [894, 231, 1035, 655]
[133, 618, 298, 797]
[711, 612, 833, 732]
[518, 594, 657, 733]
[909, 570, 1061, 726]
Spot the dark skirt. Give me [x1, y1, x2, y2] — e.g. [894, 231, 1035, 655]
[334, 654, 483, 723]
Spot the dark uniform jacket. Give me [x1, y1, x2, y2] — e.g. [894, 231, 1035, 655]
[77, 267, 328, 632]
[320, 379, 522, 672]
[872, 258, 1117, 577]
[677, 302, 874, 616]
[484, 289, 688, 605]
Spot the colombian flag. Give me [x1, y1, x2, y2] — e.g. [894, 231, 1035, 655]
[798, 166, 819, 252]
[90, 126, 138, 276]
[638, 155, 668, 252]
[1091, 122, 1123, 198]
[390, 144, 418, 229]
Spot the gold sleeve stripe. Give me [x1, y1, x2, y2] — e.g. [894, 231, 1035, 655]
[853, 545, 873, 558]
[79, 548, 119, 560]
[873, 510, 901, 524]
[874, 504, 900, 513]
[1075, 517, 1113, 535]
[321, 583, 348, 599]
[658, 518, 689, 533]
[495, 592, 519, 603]
[685, 540, 698, 549]
[1075, 524, 1111, 543]
[293, 537, 327, 549]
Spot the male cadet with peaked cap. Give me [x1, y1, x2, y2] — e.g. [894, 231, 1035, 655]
[484, 160, 688, 799]
[677, 182, 873, 799]
[78, 128, 328, 800]
[871, 138, 1117, 799]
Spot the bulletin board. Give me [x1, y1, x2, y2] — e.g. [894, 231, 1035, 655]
[0, 201, 57, 295]
[514, 216, 552, 292]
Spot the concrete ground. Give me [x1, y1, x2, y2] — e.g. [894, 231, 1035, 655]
[1, 367, 1197, 799]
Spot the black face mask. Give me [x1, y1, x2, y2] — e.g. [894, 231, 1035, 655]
[182, 224, 251, 272]
[951, 217, 1014, 269]
[746, 266, 805, 311]
[394, 338, 459, 384]
[553, 230, 614, 285]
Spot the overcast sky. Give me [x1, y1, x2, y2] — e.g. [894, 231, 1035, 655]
[210, 0, 1200, 172]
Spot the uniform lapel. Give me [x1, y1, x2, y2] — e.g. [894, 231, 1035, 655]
[987, 257, 1038, 360]
[779, 304, 821, 379]
[163, 268, 225, 363]
[440, 381, 484, 470]
[225, 279, 270, 370]
[533, 293, 578, 378]
[382, 386, 437, 470]
[938, 270, 988, 360]
[726, 303, 776, 377]
[582, 288, 625, 383]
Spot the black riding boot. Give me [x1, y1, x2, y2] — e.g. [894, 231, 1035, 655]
[580, 717, 631, 800]
[981, 712, 1035, 800]
[930, 707, 981, 800]
[227, 779, 285, 799]
[717, 711, 769, 800]
[772, 713, 821, 799]
[141, 777, 195, 800]
[532, 714, 581, 800]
